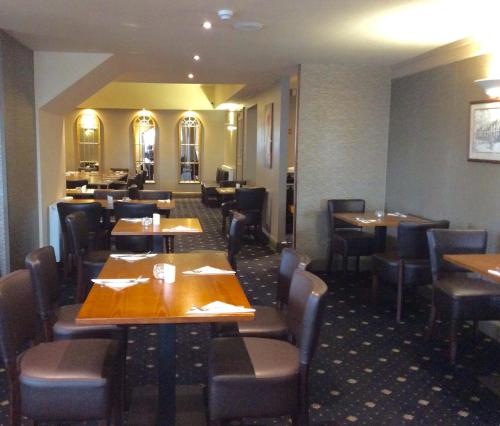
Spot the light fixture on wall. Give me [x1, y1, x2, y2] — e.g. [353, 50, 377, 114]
[226, 110, 237, 131]
[474, 78, 500, 98]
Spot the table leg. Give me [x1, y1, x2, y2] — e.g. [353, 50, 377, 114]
[158, 324, 176, 426]
[374, 226, 387, 252]
[169, 236, 175, 253]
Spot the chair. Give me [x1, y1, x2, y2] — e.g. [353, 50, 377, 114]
[57, 201, 106, 248]
[65, 212, 113, 302]
[94, 189, 129, 200]
[66, 179, 88, 189]
[219, 180, 247, 188]
[128, 184, 140, 200]
[0, 270, 123, 425]
[326, 199, 376, 279]
[215, 248, 311, 339]
[109, 181, 128, 190]
[426, 229, 500, 364]
[25, 246, 125, 343]
[208, 270, 327, 426]
[221, 187, 266, 236]
[140, 190, 173, 218]
[372, 220, 449, 322]
[113, 201, 156, 253]
[111, 167, 129, 173]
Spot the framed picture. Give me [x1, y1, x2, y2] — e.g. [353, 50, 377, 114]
[264, 103, 273, 168]
[469, 100, 500, 163]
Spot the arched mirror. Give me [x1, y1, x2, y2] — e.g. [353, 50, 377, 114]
[133, 111, 157, 183]
[76, 110, 101, 170]
[178, 114, 202, 183]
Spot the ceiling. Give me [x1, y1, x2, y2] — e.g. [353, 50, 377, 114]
[0, 0, 492, 100]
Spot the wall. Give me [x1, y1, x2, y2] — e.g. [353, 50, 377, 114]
[243, 105, 257, 184]
[288, 93, 296, 168]
[65, 109, 227, 192]
[387, 53, 500, 251]
[295, 63, 391, 265]
[0, 31, 38, 271]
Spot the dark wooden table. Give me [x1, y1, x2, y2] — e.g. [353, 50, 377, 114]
[443, 254, 500, 284]
[77, 252, 254, 426]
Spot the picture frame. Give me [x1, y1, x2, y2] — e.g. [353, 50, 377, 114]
[469, 100, 500, 163]
[264, 103, 273, 168]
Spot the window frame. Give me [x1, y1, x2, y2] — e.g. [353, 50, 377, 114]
[132, 112, 158, 184]
[178, 115, 202, 184]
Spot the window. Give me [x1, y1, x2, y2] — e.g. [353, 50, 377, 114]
[178, 114, 202, 183]
[133, 111, 156, 182]
[76, 110, 101, 170]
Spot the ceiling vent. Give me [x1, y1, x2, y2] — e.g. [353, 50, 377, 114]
[217, 9, 234, 21]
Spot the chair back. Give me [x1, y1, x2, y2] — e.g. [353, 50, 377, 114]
[0, 270, 37, 365]
[56, 202, 103, 236]
[128, 185, 140, 200]
[219, 180, 247, 188]
[227, 212, 246, 269]
[66, 179, 88, 189]
[235, 188, 265, 211]
[398, 220, 450, 259]
[139, 190, 173, 200]
[276, 248, 311, 307]
[114, 202, 156, 252]
[25, 247, 60, 341]
[328, 199, 365, 230]
[94, 189, 128, 200]
[109, 182, 127, 190]
[427, 229, 488, 282]
[286, 270, 327, 365]
[65, 211, 90, 255]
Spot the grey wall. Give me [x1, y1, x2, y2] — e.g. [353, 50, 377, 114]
[243, 105, 257, 184]
[387, 54, 500, 251]
[0, 31, 37, 272]
[296, 63, 391, 265]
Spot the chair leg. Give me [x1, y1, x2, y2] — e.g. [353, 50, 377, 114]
[342, 254, 348, 283]
[425, 304, 437, 341]
[396, 262, 404, 323]
[472, 320, 479, 343]
[371, 274, 379, 306]
[326, 240, 333, 276]
[75, 259, 85, 303]
[449, 319, 459, 365]
[355, 256, 360, 281]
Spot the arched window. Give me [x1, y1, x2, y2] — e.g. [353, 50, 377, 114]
[178, 114, 202, 183]
[76, 110, 101, 170]
[133, 111, 157, 182]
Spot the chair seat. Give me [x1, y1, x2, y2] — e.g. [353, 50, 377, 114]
[19, 339, 118, 421]
[54, 304, 125, 341]
[333, 230, 375, 256]
[215, 305, 287, 339]
[434, 277, 500, 319]
[373, 252, 432, 286]
[209, 337, 299, 420]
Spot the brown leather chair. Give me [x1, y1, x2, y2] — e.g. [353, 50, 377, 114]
[113, 201, 156, 253]
[25, 246, 125, 343]
[214, 248, 311, 339]
[426, 229, 500, 364]
[0, 270, 123, 425]
[208, 270, 327, 426]
[65, 212, 113, 302]
[326, 199, 376, 279]
[372, 220, 449, 322]
[139, 190, 173, 218]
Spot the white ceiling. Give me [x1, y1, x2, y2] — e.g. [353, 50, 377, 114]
[0, 0, 486, 99]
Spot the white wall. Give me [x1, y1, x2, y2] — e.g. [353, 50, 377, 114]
[295, 63, 391, 265]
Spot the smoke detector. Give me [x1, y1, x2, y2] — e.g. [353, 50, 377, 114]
[217, 9, 234, 21]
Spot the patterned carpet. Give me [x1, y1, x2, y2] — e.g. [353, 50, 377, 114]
[1, 198, 500, 425]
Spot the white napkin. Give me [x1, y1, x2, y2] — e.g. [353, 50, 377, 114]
[187, 301, 255, 314]
[162, 225, 198, 232]
[110, 253, 157, 262]
[487, 269, 500, 277]
[387, 212, 408, 218]
[355, 217, 377, 224]
[91, 277, 149, 291]
[183, 266, 236, 275]
[121, 218, 143, 223]
[158, 199, 171, 203]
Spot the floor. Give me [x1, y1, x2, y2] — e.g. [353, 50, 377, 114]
[1, 198, 500, 425]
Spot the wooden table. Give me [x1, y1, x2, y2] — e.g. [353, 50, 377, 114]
[112, 217, 202, 252]
[66, 171, 127, 188]
[60, 198, 176, 213]
[333, 212, 430, 252]
[77, 252, 254, 426]
[443, 254, 500, 284]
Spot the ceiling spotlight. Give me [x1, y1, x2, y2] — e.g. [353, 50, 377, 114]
[217, 9, 234, 21]
[202, 21, 212, 29]
[193, 55, 200, 61]
[188, 73, 194, 79]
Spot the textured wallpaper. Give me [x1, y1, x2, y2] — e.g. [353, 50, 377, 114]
[296, 63, 391, 264]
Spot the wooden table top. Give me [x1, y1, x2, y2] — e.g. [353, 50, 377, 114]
[60, 198, 176, 211]
[216, 187, 237, 195]
[333, 212, 430, 228]
[112, 217, 202, 236]
[76, 252, 254, 325]
[443, 254, 500, 284]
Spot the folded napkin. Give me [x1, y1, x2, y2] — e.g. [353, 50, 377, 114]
[162, 225, 198, 232]
[110, 253, 157, 262]
[355, 217, 377, 224]
[387, 212, 408, 218]
[91, 277, 149, 291]
[121, 218, 144, 223]
[187, 301, 255, 314]
[183, 266, 236, 275]
[158, 199, 171, 203]
[488, 269, 500, 277]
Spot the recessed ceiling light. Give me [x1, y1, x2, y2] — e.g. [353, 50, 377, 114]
[233, 21, 263, 31]
[188, 73, 194, 79]
[202, 21, 212, 29]
[193, 55, 200, 61]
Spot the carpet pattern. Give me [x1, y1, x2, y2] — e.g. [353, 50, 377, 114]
[0, 198, 499, 425]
